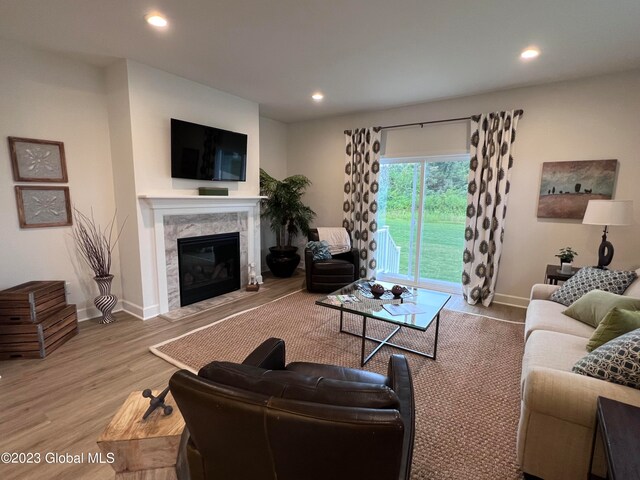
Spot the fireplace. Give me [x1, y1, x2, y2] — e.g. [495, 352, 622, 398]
[177, 232, 240, 307]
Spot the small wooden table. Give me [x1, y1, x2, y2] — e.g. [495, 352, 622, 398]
[97, 391, 185, 480]
[544, 263, 580, 285]
[589, 396, 640, 479]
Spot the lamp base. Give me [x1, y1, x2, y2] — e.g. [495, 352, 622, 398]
[597, 239, 614, 269]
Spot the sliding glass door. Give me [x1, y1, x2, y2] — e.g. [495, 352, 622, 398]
[376, 155, 468, 291]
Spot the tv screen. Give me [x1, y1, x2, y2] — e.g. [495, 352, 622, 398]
[171, 118, 247, 181]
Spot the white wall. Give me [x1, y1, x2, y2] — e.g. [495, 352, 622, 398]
[287, 70, 640, 304]
[122, 61, 261, 317]
[0, 39, 122, 319]
[105, 60, 142, 317]
[258, 116, 288, 269]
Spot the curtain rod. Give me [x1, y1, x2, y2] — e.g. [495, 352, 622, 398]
[378, 110, 524, 131]
[380, 116, 470, 130]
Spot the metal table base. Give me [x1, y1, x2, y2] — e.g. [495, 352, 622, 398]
[339, 310, 440, 366]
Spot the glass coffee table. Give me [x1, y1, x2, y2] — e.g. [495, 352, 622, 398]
[316, 279, 451, 366]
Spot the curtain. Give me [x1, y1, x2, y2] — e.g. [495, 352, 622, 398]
[462, 110, 522, 306]
[343, 127, 382, 279]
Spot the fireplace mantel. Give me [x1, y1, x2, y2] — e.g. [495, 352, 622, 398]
[139, 194, 265, 210]
[138, 194, 264, 315]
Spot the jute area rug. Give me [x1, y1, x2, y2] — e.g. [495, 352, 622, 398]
[151, 291, 525, 480]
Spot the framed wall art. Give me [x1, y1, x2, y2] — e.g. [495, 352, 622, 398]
[537, 159, 618, 219]
[15, 186, 72, 228]
[8, 136, 68, 182]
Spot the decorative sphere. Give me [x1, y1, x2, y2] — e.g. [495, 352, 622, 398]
[391, 284, 404, 297]
[370, 283, 385, 298]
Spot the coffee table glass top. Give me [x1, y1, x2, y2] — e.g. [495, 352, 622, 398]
[315, 279, 451, 331]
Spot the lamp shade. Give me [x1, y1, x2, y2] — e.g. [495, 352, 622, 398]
[582, 200, 633, 226]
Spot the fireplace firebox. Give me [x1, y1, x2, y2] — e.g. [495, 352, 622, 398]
[177, 233, 240, 307]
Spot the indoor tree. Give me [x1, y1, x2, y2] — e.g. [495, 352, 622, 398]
[259, 168, 316, 277]
[259, 168, 316, 250]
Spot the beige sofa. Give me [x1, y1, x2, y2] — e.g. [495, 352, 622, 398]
[517, 276, 640, 480]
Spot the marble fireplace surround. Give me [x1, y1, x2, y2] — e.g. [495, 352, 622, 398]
[139, 195, 263, 315]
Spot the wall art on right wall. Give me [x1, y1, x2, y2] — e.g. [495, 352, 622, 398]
[537, 159, 618, 219]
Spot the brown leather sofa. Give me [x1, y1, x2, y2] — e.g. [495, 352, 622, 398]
[169, 337, 415, 480]
[305, 228, 360, 292]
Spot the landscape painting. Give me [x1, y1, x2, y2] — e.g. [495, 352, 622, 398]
[537, 159, 618, 219]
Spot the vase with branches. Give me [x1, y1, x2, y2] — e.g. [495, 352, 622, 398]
[72, 208, 125, 324]
[259, 168, 316, 277]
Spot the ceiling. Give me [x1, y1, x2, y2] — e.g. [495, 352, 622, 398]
[1, 0, 640, 123]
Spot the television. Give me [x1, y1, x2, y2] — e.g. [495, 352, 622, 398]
[171, 118, 247, 181]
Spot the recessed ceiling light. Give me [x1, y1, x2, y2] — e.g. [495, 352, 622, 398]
[520, 47, 540, 60]
[145, 13, 168, 28]
[311, 92, 324, 102]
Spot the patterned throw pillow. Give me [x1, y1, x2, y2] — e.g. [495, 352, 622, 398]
[549, 267, 638, 306]
[573, 328, 640, 389]
[306, 240, 332, 261]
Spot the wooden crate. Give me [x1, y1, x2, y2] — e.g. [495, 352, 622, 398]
[0, 280, 66, 324]
[0, 304, 78, 359]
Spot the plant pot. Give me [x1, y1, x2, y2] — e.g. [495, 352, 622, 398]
[560, 262, 573, 274]
[266, 246, 300, 278]
[94, 275, 118, 324]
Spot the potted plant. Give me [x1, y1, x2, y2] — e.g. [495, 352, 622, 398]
[72, 208, 125, 323]
[555, 246, 578, 274]
[259, 168, 316, 277]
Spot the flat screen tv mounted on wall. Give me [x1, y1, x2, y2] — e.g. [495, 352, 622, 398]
[171, 118, 247, 181]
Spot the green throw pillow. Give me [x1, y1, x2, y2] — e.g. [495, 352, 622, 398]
[587, 307, 640, 352]
[563, 290, 640, 328]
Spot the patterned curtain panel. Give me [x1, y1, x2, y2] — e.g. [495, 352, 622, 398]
[462, 110, 522, 306]
[343, 127, 382, 279]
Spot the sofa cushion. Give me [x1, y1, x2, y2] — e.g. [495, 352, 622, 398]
[199, 361, 400, 409]
[573, 328, 640, 389]
[563, 290, 640, 328]
[306, 240, 332, 260]
[522, 330, 590, 382]
[549, 267, 638, 306]
[525, 299, 594, 341]
[587, 308, 640, 352]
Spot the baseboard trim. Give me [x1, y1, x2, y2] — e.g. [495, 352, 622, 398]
[121, 300, 158, 320]
[493, 293, 529, 308]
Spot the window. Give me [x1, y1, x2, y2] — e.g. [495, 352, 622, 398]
[376, 154, 469, 291]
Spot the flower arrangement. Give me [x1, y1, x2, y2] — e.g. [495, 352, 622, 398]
[72, 208, 125, 278]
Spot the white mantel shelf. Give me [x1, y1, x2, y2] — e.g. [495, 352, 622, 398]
[139, 194, 265, 210]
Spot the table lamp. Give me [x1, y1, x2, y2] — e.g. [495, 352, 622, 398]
[582, 200, 633, 268]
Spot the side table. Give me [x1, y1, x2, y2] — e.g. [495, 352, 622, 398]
[97, 390, 185, 480]
[545, 263, 580, 285]
[589, 396, 640, 479]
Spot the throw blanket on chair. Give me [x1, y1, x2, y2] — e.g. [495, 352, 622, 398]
[316, 227, 351, 255]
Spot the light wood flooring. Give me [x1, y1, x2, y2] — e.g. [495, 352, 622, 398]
[0, 271, 525, 480]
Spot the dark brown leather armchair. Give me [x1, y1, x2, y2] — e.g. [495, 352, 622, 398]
[305, 228, 360, 292]
[169, 338, 415, 480]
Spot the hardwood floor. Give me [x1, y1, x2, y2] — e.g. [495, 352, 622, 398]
[0, 271, 525, 480]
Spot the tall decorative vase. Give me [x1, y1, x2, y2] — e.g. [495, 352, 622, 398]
[94, 275, 118, 324]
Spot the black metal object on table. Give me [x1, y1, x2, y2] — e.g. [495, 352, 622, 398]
[141, 386, 174, 420]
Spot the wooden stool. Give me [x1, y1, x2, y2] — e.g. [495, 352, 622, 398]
[97, 391, 185, 480]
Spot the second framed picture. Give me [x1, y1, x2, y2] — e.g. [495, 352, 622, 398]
[8, 136, 68, 182]
[15, 186, 72, 228]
